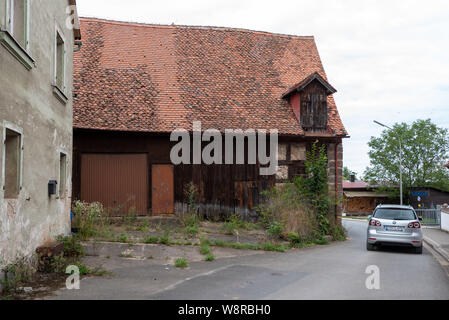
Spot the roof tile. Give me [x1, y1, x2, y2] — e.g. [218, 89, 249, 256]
[74, 18, 347, 136]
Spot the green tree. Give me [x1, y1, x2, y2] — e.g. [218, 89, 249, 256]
[294, 142, 331, 234]
[364, 119, 449, 202]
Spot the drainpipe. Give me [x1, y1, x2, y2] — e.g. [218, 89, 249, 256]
[74, 41, 82, 52]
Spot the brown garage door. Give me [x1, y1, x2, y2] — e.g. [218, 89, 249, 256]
[81, 154, 148, 215]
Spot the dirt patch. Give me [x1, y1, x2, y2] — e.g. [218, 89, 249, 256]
[84, 215, 276, 247]
[2, 272, 85, 300]
[80, 241, 265, 272]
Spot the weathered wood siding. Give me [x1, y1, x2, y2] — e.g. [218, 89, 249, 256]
[73, 129, 340, 218]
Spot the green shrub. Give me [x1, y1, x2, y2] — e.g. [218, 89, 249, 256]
[75, 262, 91, 275]
[230, 243, 260, 250]
[143, 236, 159, 244]
[159, 229, 171, 245]
[72, 201, 108, 240]
[200, 237, 211, 247]
[205, 254, 215, 262]
[221, 214, 252, 235]
[1, 257, 34, 294]
[329, 224, 347, 241]
[185, 225, 199, 235]
[116, 234, 129, 243]
[263, 242, 287, 252]
[174, 258, 188, 269]
[286, 232, 302, 246]
[267, 221, 284, 239]
[314, 237, 329, 245]
[200, 245, 211, 255]
[57, 235, 84, 257]
[257, 142, 344, 241]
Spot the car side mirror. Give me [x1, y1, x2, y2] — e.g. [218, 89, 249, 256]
[368, 215, 372, 220]
[418, 217, 423, 221]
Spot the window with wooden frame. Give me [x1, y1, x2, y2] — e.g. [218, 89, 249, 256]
[6, 0, 29, 49]
[3, 127, 22, 199]
[55, 29, 66, 92]
[59, 152, 67, 198]
[301, 91, 328, 131]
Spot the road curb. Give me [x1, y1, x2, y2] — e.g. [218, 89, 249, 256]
[342, 218, 368, 222]
[423, 236, 449, 263]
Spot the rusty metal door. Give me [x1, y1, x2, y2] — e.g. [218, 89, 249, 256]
[81, 154, 148, 215]
[152, 165, 174, 215]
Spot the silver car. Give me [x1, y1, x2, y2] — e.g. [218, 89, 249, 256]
[367, 204, 423, 254]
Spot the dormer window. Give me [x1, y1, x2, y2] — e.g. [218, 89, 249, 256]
[301, 91, 327, 131]
[282, 72, 337, 132]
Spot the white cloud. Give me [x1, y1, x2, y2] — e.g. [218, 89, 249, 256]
[76, 0, 449, 175]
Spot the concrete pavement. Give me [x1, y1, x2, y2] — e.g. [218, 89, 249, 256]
[423, 228, 449, 263]
[46, 220, 449, 300]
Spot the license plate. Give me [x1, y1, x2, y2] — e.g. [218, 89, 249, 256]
[385, 226, 404, 232]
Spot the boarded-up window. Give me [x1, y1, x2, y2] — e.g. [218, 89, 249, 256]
[301, 92, 328, 131]
[4, 128, 22, 199]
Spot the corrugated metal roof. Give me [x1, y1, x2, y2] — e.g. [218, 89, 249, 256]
[344, 191, 390, 198]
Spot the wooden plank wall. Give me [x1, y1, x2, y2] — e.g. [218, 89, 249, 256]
[73, 129, 338, 218]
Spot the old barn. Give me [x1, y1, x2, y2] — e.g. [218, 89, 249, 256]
[72, 18, 348, 219]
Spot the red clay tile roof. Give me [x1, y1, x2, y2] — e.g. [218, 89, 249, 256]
[74, 18, 347, 136]
[343, 180, 370, 189]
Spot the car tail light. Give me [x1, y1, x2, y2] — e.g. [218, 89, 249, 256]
[408, 222, 421, 229]
[369, 219, 381, 227]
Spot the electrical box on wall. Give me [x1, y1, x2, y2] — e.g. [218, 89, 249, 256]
[48, 180, 58, 196]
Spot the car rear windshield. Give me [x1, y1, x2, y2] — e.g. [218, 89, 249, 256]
[373, 208, 416, 220]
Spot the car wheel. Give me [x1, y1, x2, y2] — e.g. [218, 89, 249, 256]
[415, 246, 423, 254]
[367, 242, 376, 251]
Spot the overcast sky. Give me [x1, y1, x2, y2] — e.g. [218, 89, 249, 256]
[76, 0, 449, 176]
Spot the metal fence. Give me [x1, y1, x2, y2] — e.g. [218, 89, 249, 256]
[415, 208, 441, 226]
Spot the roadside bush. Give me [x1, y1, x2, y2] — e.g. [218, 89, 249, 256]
[329, 224, 347, 241]
[57, 235, 85, 257]
[221, 213, 256, 235]
[1, 257, 35, 294]
[184, 182, 199, 213]
[178, 183, 202, 234]
[205, 254, 215, 262]
[174, 258, 188, 269]
[267, 221, 284, 239]
[185, 225, 199, 235]
[72, 201, 108, 240]
[286, 232, 303, 247]
[263, 242, 287, 253]
[257, 142, 344, 243]
[159, 229, 171, 245]
[143, 236, 159, 244]
[258, 183, 318, 240]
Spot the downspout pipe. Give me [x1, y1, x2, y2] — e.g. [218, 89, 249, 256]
[74, 41, 82, 52]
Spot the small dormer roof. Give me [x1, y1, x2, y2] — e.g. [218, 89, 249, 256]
[282, 72, 337, 99]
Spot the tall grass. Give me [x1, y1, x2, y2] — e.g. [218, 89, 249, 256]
[72, 201, 109, 240]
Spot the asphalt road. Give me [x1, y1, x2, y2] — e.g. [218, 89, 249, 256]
[49, 220, 449, 300]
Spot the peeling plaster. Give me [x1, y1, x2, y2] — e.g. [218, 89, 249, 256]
[0, 1, 75, 268]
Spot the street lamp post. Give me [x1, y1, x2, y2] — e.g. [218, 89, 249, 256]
[374, 121, 403, 206]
